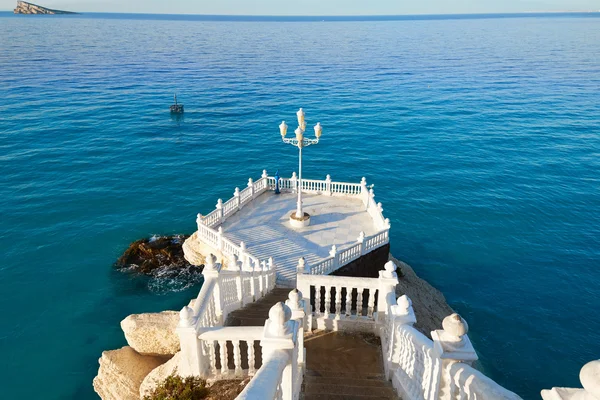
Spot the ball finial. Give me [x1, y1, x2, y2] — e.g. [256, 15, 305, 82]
[580, 360, 600, 398]
[179, 306, 194, 327]
[268, 302, 292, 336]
[442, 313, 469, 340]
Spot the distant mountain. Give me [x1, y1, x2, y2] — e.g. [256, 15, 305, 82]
[14, 1, 78, 14]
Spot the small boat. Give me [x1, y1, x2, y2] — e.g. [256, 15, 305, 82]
[170, 94, 184, 113]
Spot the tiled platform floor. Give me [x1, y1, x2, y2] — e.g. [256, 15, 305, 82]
[219, 192, 378, 285]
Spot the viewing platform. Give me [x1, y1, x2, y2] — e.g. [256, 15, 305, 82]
[183, 171, 390, 286]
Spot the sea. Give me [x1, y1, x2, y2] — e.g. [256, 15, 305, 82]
[0, 11, 598, 400]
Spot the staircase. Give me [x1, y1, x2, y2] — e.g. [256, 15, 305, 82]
[301, 331, 398, 400]
[225, 288, 291, 326]
[225, 288, 398, 399]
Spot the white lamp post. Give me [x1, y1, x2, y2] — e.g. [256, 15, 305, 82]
[279, 108, 322, 228]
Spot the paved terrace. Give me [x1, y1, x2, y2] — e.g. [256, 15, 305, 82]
[219, 191, 379, 285]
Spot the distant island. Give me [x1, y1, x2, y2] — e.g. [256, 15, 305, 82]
[14, 1, 78, 14]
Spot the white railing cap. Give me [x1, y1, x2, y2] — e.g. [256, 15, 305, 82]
[432, 313, 478, 362]
[581, 360, 600, 399]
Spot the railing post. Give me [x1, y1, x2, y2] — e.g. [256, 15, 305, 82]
[325, 174, 332, 195]
[234, 187, 241, 210]
[295, 258, 312, 331]
[291, 172, 297, 193]
[248, 258, 257, 301]
[431, 313, 478, 400]
[267, 257, 275, 290]
[384, 295, 417, 380]
[286, 289, 307, 367]
[196, 213, 203, 244]
[368, 188, 376, 211]
[239, 241, 247, 268]
[542, 360, 600, 400]
[176, 306, 203, 377]
[432, 313, 478, 364]
[216, 198, 223, 223]
[231, 255, 243, 308]
[262, 169, 268, 179]
[248, 178, 254, 200]
[360, 177, 368, 206]
[261, 302, 298, 400]
[217, 227, 223, 251]
[357, 231, 365, 256]
[329, 245, 338, 274]
[377, 261, 399, 323]
[204, 255, 223, 323]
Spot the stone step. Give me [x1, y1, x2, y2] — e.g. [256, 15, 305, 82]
[301, 394, 397, 400]
[302, 382, 396, 398]
[305, 370, 386, 380]
[303, 375, 392, 388]
[224, 288, 292, 327]
[225, 317, 268, 326]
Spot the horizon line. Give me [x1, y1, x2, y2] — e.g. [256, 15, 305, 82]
[2, 9, 599, 17]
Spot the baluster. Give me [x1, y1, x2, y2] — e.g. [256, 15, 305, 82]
[345, 287, 353, 317]
[356, 287, 364, 317]
[233, 340, 242, 375]
[367, 288, 376, 318]
[324, 285, 331, 317]
[208, 340, 218, 376]
[334, 286, 342, 318]
[314, 285, 321, 316]
[248, 340, 256, 375]
[218, 340, 227, 375]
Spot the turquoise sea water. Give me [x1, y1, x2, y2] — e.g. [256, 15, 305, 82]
[0, 12, 599, 399]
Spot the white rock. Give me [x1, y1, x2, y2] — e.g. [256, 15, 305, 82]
[121, 311, 180, 356]
[139, 352, 181, 399]
[93, 346, 170, 400]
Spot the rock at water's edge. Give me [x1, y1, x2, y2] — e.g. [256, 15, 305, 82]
[121, 311, 180, 356]
[116, 235, 193, 274]
[391, 255, 455, 338]
[93, 346, 171, 400]
[139, 352, 181, 398]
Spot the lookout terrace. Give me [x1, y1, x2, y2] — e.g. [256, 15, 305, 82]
[182, 172, 389, 287]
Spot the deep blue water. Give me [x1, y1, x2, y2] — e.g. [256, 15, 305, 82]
[0, 12, 599, 400]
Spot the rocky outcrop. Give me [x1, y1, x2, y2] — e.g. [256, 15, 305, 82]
[390, 255, 455, 338]
[116, 235, 195, 274]
[14, 1, 77, 14]
[120, 311, 180, 356]
[139, 352, 181, 398]
[93, 346, 171, 400]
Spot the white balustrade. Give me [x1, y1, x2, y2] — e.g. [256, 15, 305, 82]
[176, 254, 277, 378]
[308, 229, 390, 276]
[296, 259, 399, 331]
[198, 326, 263, 378]
[379, 285, 521, 400]
[542, 360, 600, 400]
[237, 300, 305, 400]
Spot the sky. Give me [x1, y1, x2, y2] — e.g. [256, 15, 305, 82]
[3, 0, 599, 15]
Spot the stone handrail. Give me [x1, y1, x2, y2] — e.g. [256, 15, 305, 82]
[197, 326, 264, 377]
[236, 294, 307, 400]
[266, 173, 364, 197]
[541, 360, 600, 400]
[379, 271, 522, 400]
[237, 349, 290, 400]
[308, 228, 390, 275]
[443, 362, 522, 400]
[176, 254, 276, 377]
[295, 259, 399, 331]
